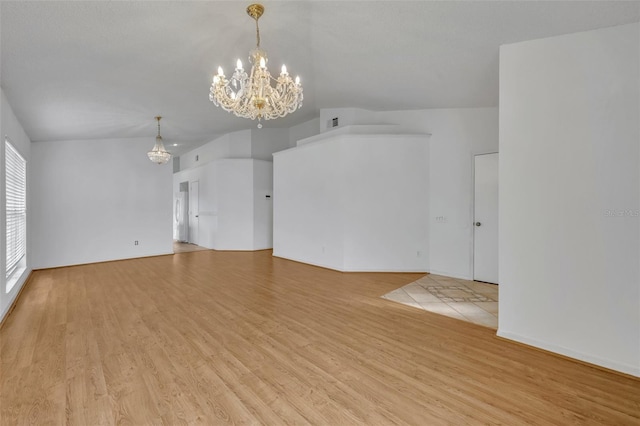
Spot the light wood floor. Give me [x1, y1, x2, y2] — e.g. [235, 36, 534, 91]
[1, 251, 638, 425]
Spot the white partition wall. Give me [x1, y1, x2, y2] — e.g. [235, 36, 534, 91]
[273, 132, 429, 272]
[499, 23, 639, 376]
[313, 107, 499, 279]
[173, 159, 274, 251]
[273, 140, 345, 270]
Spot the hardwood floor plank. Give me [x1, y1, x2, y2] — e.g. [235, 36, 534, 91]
[1, 250, 638, 425]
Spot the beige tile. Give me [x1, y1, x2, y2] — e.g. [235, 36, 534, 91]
[426, 274, 448, 280]
[382, 273, 499, 329]
[465, 281, 499, 294]
[429, 275, 459, 284]
[474, 301, 498, 315]
[383, 289, 415, 304]
[469, 292, 497, 302]
[448, 303, 498, 329]
[383, 298, 423, 310]
[415, 276, 438, 287]
[438, 289, 472, 298]
[403, 301, 424, 310]
[409, 292, 442, 303]
[418, 303, 467, 321]
[402, 283, 429, 294]
[468, 314, 498, 329]
[447, 302, 489, 316]
[403, 284, 441, 303]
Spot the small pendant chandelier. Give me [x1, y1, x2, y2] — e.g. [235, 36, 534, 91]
[147, 116, 172, 165]
[209, 3, 303, 128]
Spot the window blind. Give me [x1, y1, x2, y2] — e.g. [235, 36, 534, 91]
[5, 140, 26, 279]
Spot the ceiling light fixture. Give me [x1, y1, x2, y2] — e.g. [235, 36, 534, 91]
[209, 3, 303, 128]
[147, 116, 172, 165]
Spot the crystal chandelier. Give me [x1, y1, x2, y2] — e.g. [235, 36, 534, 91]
[147, 116, 172, 165]
[209, 3, 303, 128]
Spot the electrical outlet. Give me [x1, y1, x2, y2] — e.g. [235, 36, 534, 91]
[435, 216, 447, 223]
[134, 240, 139, 246]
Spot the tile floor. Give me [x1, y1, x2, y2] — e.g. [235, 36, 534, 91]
[382, 274, 498, 329]
[173, 241, 210, 253]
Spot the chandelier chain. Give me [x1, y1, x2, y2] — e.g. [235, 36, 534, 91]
[255, 19, 260, 47]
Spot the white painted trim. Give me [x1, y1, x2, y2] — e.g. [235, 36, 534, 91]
[272, 253, 343, 272]
[272, 253, 427, 273]
[497, 329, 640, 378]
[428, 269, 472, 281]
[33, 252, 174, 271]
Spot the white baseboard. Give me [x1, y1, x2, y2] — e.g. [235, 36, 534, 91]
[272, 252, 428, 273]
[33, 251, 174, 270]
[497, 329, 640, 378]
[428, 269, 472, 280]
[272, 252, 343, 271]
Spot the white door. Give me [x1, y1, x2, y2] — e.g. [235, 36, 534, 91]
[189, 181, 199, 245]
[473, 153, 499, 284]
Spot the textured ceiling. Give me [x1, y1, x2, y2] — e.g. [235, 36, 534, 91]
[2, 1, 639, 155]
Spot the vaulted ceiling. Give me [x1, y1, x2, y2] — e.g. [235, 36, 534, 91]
[2, 1, 638, 155]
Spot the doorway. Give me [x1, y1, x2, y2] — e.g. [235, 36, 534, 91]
[473, 153, 499, 284]
[189, 181, 200, 245]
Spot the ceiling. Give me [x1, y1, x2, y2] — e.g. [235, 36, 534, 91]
[2, 1, 639, 155]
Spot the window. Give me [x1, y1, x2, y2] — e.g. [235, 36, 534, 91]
[5, 138, 26, 292]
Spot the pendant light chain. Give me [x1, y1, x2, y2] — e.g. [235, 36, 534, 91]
[255, 18, 260, 48]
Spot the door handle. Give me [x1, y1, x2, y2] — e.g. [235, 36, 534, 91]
[475, 222, 481, 227]
[195, 215, 199, 218]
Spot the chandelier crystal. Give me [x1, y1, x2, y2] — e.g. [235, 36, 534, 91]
[147, 116, 172, 165]
[209, 3, 303, 128]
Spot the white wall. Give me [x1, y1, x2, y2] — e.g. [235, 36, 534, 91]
[179, 106, 496, 276]
[250, 128, 292, 161]
[341, 136, 430, 271]
[289, 117, 320, 146]
[499, 23, 639, 376]
[273, 139, 345, 270]
[317, 107, 498, 278]
[274, 133, 430, 272]
[216, 159, 255, 250]
[173, 158, 273, 250]
[179, 130, 252, 171]
[31, 137, 173, 269]
[0, 89, 32, 322]
[175, 126, 290, 250]
[319, 108, 382, 133]
[179, 127, 293, 171]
